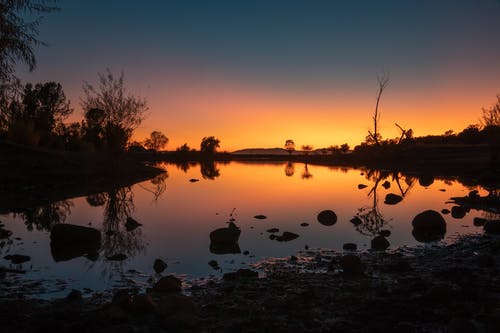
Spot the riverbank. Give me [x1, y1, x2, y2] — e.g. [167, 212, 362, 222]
[0, 141, 164, 212]
[1, 234, 499, 332]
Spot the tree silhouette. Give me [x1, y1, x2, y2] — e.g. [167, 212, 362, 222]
[284, 139, 295, 155]
[367, 73, 390, 146]
[144, 130, 168, 151]
[481, 94, 500, 127]
[284, 162, 295, 177]
[81, 70, 148, 152]
[0, 0, 59, 83]
[200, 136, 220, 155]
[301, 144, 313, 155]
[340, 143, 350, 153]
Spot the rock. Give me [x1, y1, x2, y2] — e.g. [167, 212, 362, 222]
[154, 275, 182, 293]
[130, 294, 156, 314]
[340, 254, 364, 275]
[358, 184, 368, 189]
[379, 229, 391, 237]
[112, 290, 132, 308]
[476, 254, 494, 267]
[125, 217, 142, 231]
[343, 243, 357, 251]
[50, 224, 101, 262]
[274, 231, 299, 242]
[209, 222, 241, 254]
[317, 210, 337, 226]
[473, 217, 487, 226]
[425, 284, 455, 303]
[189, 178, 199, 182]
[371, 236, 390, 251]
[411, 210, 447, 243]
[441, 209, 451, 215]
[382, 180, 391, 189]
[0, 228, 12, 239]
[243, 250, 249, 255]
[290, 255, 298, 262]
[384, 193, 403, 205]
[386, 259, 411, 273]
[223, 268, 258, 281]
[451, 206, 467, 219]
[156, 294, 199, 317]
[208, 260, 219, 269]
[4, 254, 31, 264]
[153, 259, 168, 273]
[254, 215, 267, 219]
[300, 222, 309, 227]
[266, 228, 279, 233]
[418, 173, 434, 187]
[106, 253, 127, 261]
[484, 220, 500, 234]
[269, 234, 276, 240]
[350, 216, 362, 226]
[65, 289, 82, 302]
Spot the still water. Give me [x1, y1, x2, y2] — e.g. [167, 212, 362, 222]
[0, 162, 487, 297]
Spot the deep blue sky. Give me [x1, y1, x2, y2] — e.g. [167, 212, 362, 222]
[18, 0, 500, 149]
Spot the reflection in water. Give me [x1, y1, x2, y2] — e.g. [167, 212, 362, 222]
[354, 170, 388, 236]
[138, 169, 168, 201]
[284, 162, 295, 177]
[201, 161, 220, 180]
[86, 193, 106, 207]
[15, 200, 73, 231]
[301, 163, 313, 180]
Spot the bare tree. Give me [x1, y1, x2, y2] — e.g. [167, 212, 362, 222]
[481, 94, 500, 127]
[367, 73, 390, 145]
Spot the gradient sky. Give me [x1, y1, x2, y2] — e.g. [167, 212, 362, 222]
[17, 0, 500, 151]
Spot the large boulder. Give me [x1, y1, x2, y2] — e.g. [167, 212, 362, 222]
[154, 275, 182, 293]
[340, 254, 364, 275]
[418, 173, 434, 187]
[451, 206, 467, 219]
[317, 210, 337, 226]
[484, 220, 500, 234]
[371, 236, 390, 251]
[50, 224, 101, 262]
[209, 222, 241, 254]
[411, 210, 446, 242]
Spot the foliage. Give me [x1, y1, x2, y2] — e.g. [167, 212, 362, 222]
[340, 143, 350, 153]
[481, 94, 500, 127]
[144, 130, 168, 151]
[284, 139, 295, 154]
[200, 136, 220, 155]
[301, 144, 313, 155]
[0, 0, 59, 83]
[176, 143, 192, 152]
[81, 70, 148, 152]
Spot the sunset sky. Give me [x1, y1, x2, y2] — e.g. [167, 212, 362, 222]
[18, 0, 500, 151]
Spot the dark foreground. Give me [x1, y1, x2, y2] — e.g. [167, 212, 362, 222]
[1, 235, 499, 333]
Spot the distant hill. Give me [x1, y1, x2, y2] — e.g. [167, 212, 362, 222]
[232, 148, 290, 155]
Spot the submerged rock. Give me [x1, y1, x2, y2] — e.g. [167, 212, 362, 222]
[451, 206, 467, 219]
[441, 209, 451, 215]
[384, 193, 403, 205]
[473, 217, 487, 227]
[382, 180, 391, 189]
[125, 217, 142, 231]
[50, 224, 101, 262]
[379, 229, 391, 237]
[317, 210, 337, 226]
[223, 268, 258, 281]
[208, 260, 219, 269]
[154, 259, 168, 273]
[209, 222, 241, 254]
[358, 184, 368, 189]
[371, 236, 390, 251]
[418, 173, 434, 187]
[274, 231, 299, 242]
[300, 222, 309, 227]
[4, 254, 30, 264]
[189, 178, 199, 182]
[411, 210, 447, 243]
[350, 216, 362, 226]
[484, 220, 500, 234]
[343, 243, 357, 251]
[254, 215, 267, 220]
[266, 228, 279, 233]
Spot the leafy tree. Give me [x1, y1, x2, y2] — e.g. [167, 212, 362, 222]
[0, 0, 59, 83]
[284, 139, 295, 155]
[301, 144, 313, 155]
[340, 143, 350, 153]
[176, 143, 192, 152]
[200, 136, 220, 155]
[458, 124, 482, 144]
[144, 130, 168, 151]
[81, 70, 148, 152]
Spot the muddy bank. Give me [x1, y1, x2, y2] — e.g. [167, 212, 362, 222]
[1, 234, 499, 332]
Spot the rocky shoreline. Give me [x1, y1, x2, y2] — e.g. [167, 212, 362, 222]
[1, 234, 500, 332]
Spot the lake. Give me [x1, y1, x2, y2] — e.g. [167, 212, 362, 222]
[0, 161, 488, 298]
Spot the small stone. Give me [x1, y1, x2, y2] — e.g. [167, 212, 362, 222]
[358, 184, 368, 189]
[382, 180, 391, 189]
[379, 229, 391, 237]
[451, 206, 467, 219]
[66, 289, 82, 302]
[254, 215, 267, 219]
[243, 250, 249, 255]
[384, 193, 403, 205]
[223, 269, 258, 281]
[189, 178, 199, 182]
[266, 228, 279, 233]
[300, 222, 309, 227]
[473, 217, 487, 227]
[154, 275, 182, 293]
[441, 209, 451, 215]
[274, 231, 299, 242]
[290, 255, 298, 262]
[208, 260, 219, 269]
[350, 217, 362, 226]
[130, 293, 156, 314]
[125, 217, 142, 231]
[317, 210, 337, 226]
[153, 259, 168, 273]
[340, 254, 364, 275]
[343, 243, 357, 251]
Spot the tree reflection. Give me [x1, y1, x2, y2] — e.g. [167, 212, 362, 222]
[301, 163, 313, 180]
[200, 160, 220, 180]
[284, 162, 295, 177]
[15, 200, 73, 231]
[138, 169, 168, 201]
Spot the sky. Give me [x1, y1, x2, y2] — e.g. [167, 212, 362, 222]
[17, 0, 500, 151]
